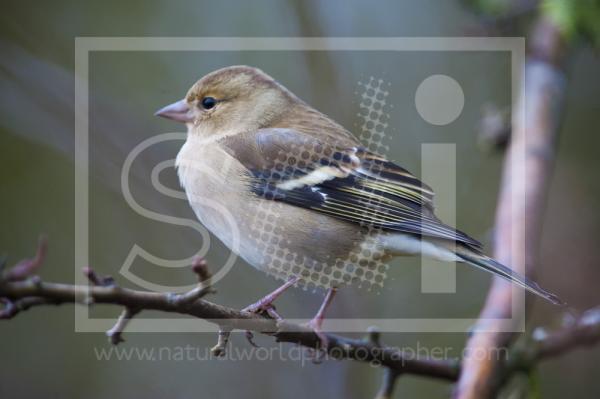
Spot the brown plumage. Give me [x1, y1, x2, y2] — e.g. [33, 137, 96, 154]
[155, 65, 564, 328]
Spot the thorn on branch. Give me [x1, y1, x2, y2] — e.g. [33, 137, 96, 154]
[82, 267, 115, 287]
[106, 307, 140, 345]
[2, 235, 47, 282]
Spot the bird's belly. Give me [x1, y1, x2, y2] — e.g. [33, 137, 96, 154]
[176, 140, 368, 286]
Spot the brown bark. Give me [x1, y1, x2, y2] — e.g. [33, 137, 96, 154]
[455, 16, 568, 399]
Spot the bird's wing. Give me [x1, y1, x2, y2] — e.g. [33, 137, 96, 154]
[219, 128, 482, 249]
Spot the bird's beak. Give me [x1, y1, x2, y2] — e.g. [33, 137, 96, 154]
[154, 99, 193, 123]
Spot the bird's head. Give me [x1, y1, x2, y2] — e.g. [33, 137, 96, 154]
[155, 65, 296, 135]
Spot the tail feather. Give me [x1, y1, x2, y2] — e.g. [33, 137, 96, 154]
[457, 252, 566, 306]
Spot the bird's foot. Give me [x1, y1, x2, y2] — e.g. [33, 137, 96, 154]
[303, 317, 329, 361]
[301, 287, 337, 352]
[241, 276, 299, 347]
[241, 300, 278, 316]
[241, 276, 299, 315]
[244, 306, 283, 348]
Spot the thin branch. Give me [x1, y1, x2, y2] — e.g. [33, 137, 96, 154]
[514, 306, 600, 369]
[106, 307, 140, 345]
[1, 241, 599, 394]
[369, 327, 402, 399]
[211, 327, 233, 357]
[0, 274, 460, 379]
[375, 368, 401, 399]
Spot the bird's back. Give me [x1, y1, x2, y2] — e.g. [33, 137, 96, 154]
[271, 102, 361, 147]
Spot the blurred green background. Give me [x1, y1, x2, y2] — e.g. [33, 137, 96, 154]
[1, 0, 600, 398]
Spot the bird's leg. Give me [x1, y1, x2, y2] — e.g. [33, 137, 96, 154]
[242, 276, 299, 314]
[242, 276, 299, 347]
[304, 287, 337, 350]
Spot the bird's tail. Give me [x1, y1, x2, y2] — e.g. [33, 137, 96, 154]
[456, 250, 565, 306]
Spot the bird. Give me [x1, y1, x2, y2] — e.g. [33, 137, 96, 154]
[155, 65, 563, 343]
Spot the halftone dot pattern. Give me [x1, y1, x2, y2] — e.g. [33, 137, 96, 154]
[356, 76, 391, 154]
[350, 76, 394, 291]
[244, 77, 394, 292]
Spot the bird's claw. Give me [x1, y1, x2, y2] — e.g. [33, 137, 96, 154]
[242, 300, 283, 319]
[242, 302, 284, 348]
[301, 321, 329, 364]
[245, 330, 259, 347]
[303, 317, 330, 352]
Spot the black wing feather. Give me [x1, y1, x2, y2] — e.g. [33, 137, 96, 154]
[224, 128, 482, 250]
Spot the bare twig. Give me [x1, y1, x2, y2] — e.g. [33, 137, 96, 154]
[106, 307, 140, 345]
[1, 239, 599, 395]
[375, 368, 401, 399]
[0, 272, 459, 378]
[211, 327, 233, 357]
[523, 306, 600, 365]
[175, 256, 215, 305]
[368, 327, 402, 399]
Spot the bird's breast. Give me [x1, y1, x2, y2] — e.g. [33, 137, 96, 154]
[176, 137, 251, 249]
[176, 136, 371, 287]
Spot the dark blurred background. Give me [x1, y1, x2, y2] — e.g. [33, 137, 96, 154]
[1, 0, 599, 398]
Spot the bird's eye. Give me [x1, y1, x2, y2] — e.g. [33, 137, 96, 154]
[200, 97, 217, 110]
